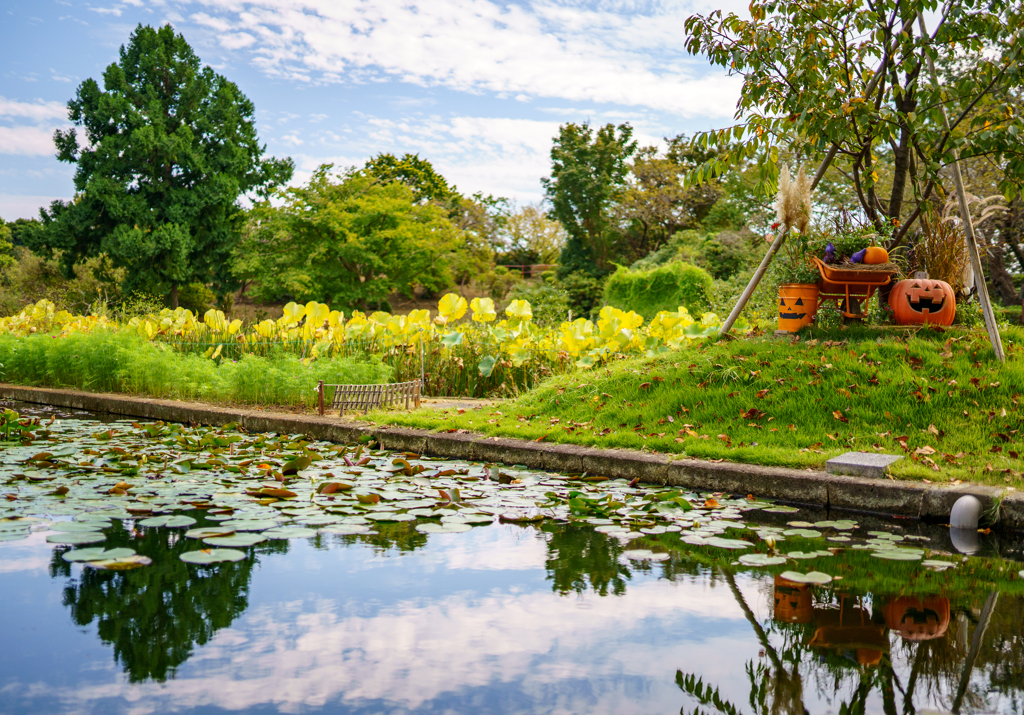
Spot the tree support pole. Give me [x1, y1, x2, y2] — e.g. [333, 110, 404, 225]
[717, 145, 839, 338]
[919, 15, 1005, 362]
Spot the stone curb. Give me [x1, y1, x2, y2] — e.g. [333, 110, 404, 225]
[2, 383, 1018, 530]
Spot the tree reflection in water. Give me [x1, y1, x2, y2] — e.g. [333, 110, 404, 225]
[534, 526, 1024, 714]
[49, 516, 288, 683]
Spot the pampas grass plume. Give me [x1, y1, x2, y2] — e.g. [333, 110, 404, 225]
[774, 165, 813, 233]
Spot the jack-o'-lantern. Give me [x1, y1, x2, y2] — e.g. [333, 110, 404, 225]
[889, 278, 956, 326]
[883, 596, 950, 641]
[778, 284, 819, 332]
[773, 575, 813, 624]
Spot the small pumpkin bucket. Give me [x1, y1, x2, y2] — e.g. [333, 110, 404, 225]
[778, 284, 819, 332]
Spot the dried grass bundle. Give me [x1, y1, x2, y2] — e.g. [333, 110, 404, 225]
[774, 165, 812, 233]
[916, 194, 1006, 293]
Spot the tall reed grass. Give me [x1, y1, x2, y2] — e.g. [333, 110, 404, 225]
[0, 331, 391, 408]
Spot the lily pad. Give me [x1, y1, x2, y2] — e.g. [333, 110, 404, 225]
[203, 533, 267, 547]
[185, 527, 236, 540]
[46, 531, 105, 545]
[416, 522, 473, 534]
[63, 547, 137, 562]
[622, 549, 670, 561]
[49, 521, 110, 532]
[780, 570, 833, 584]
[139, 515, 196, 528]
[320, 524, 373, 535]
[85, 555, 153, 570]
[180, 548, 247, 564]
[870, 550, 922, 561]
[704, 537, 753, 550]
[262, 526, 318, 539]
[738, 553, 788, 567]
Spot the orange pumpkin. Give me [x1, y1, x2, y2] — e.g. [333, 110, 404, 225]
[883, 596, 950, 641]
[888, 278, 956, 326]
[863, 246, 889, 264]
[773, 575, 813, 624]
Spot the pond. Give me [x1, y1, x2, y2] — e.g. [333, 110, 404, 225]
[1, 402, 1023, 714]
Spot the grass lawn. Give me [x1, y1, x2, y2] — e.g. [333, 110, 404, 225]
[370, 324, 1024, 489]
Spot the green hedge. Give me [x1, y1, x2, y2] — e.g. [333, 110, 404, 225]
[603, 261, 713, 319]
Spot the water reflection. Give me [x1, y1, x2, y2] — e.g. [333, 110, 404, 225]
[48, 516, 288, 682]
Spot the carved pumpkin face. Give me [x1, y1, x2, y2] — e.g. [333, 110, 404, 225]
[773, 575, 813, 624]
[779, 295, 808, 321]
[883, 596, 951, 641]
[889, 278, 956, 326]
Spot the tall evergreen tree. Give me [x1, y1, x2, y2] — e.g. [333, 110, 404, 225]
[30, 24, 293, 307]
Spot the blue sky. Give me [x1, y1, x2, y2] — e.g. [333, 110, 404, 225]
[0, 0, 746, 220]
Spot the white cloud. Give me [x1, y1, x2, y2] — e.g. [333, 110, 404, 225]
[0, 126, 58, 156]
[174, 0, 742, 117]
[280, 133, 303, 146]
[0, 97, 67, 123]
[12, 576, 765, 714]
[219, 31, 256, 50]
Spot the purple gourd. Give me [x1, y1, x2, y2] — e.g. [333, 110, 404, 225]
[850, 248, 867, 263]
[825, 242, 837, 264]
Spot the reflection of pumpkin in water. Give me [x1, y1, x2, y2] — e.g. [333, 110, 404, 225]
[883, 596, 951, 641]
[773, 575, 813, 624]
[808, 598, 888, 667]
[888, 278, 956, 326]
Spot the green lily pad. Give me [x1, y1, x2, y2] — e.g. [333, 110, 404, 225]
[320, 524, 373, 535]
[782, 528, 822, 538]
[416, 522, 472, 534]
[704, 537, 753, 550]
[180, 548, 247, 564]
[203, 533, 267, 547]
[871, 550, 922, 561]
[50, 521, 110, 532]
[219, 519, 281, 531]
[365, 512, 416, 522]
[139, 515, 196, 528]
[46, 531, 105, 545]
[85, 555, 153, 570]
[262, 526, 318, 539]
[738, 553, 788, 566]
[185, 527, 236, 539]
[623, 549, 670, 561]
[63, 547, 137, 562]
[779, 570, 833, 584]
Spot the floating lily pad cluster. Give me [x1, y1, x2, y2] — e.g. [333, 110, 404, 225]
[0, 416, 963, 582]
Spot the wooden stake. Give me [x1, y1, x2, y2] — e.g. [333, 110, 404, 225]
[919, 15, 1005, 362]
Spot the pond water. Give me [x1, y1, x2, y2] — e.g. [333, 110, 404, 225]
[1, 403, 1023, 715]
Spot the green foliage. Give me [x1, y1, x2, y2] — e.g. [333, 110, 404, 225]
[683, 0, 1024, 239]
[176, 283, 215, 315]
[235, 165, 462, 311]
[955, 300, 984, 327]
[479, 265, 523, 302]
[30, 24, 293, 303]
[603, 262, 713, 319]
[553, 270, 605, 318]
[363, 152, 456, 203]
[543, 123, 637, 276]
[0, 331, 391, 408]
[0, 247, 124, 316]
[505, 282, 571, 327]
[0, 217, 14, 270]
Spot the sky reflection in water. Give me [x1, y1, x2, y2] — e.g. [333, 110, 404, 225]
[1, 518, 1021, 715]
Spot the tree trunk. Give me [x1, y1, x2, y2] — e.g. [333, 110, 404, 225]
[171, 283, 178, 309]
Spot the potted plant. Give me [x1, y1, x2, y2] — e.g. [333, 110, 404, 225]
[770, 166, 820, 331]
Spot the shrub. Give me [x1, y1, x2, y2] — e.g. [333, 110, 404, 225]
[603, 261, 713, 319]
[505, 282, 571, 326]
[554, 270, 605, 318]
[177, 283, 215, 314]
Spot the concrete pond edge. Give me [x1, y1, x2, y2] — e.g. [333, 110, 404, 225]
[2, 383, 1021, 531]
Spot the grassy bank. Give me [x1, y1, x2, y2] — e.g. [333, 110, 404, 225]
[371, 325, 1024, 488]
[0, 331, 391, 408]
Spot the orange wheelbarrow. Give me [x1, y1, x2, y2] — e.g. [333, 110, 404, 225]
[811, 257, 897, 318]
